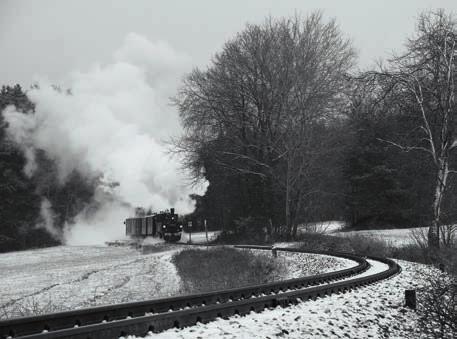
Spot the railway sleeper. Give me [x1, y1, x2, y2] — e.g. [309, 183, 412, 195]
[0, 249, 384, 339]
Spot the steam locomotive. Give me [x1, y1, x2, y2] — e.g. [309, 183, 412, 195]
[124, 208, 183, 242]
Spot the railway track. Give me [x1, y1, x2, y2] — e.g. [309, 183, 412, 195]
[0, 245, 400, 339]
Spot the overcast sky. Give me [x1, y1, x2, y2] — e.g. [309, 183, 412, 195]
[1, 0, 457, 86]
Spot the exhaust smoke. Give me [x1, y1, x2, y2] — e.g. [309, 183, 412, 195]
[4, 33, 206, 245]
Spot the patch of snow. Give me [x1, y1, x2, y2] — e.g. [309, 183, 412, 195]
[273, 242, 302, 248]
[179, 231, 221, 244]
[243, 249, 357, 280]
[333, 227, 429, 247]
[0, 245, 182, 318]
[298, 220, 346, 234]
[141, 236, 165, 246]
[133, 259, 431, 339]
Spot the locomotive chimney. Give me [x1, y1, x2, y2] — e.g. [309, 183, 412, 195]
[170, 207, 175, 215]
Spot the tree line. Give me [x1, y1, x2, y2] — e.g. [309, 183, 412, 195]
[1, 10, 456, 250]
[177, 10, 457, 247]
[0, 85, 97, 252]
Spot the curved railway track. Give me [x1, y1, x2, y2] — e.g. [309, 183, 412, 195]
[0, 245, 401, 339]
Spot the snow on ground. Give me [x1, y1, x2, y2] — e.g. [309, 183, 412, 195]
[0, 244, 353, 320]
[134, 259, 431, 339]
[179, 231, 221, 244]
[2, 242, 432, 338]
[179, 222, 430, 248]
[295, 220, 430, 248]
[333, 227, 429, 247]
[142, 237, 166, 246]
[244, 249, 357, 280]
[298, 221, 346, 234]
[0, 245, 182, 318]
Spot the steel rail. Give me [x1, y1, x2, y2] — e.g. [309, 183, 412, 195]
[0, 246, 366, 338]
[0, 247, 399, 339]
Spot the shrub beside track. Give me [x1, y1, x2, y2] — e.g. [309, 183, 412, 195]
[0, 246, 400, 339]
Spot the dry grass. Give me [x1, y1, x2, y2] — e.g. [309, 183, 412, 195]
[172, 247, 285, 294]
[0, 296, 69, 320]
[296, 231, 457, 272]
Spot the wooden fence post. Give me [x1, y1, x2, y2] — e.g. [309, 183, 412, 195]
[272, 248, 277, 258]
[405, 289, 416, 309]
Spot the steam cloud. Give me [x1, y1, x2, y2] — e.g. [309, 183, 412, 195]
[4, 33, 207, 245]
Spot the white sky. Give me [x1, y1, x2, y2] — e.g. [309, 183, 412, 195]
[1, 0, 457, 86]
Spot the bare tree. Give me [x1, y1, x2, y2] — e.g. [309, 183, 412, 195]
[175, 12, 355, 238]
[375, 10, 457, 248]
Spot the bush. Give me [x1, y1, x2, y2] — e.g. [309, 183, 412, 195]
[343, 234, 394, 258]
[295, 233, 354, 253]
[296, 231, 457, 274]
[172, 247, 283, 293]
[0, 295, 68, 320]
[418, 273, 457, 338]
[216, 216, 270, 245]
[297, 232, 404, 258]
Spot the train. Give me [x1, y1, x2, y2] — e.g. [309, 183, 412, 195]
[124, 208, 183, 242]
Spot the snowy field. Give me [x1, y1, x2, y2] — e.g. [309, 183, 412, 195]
[297, 220, 430, 247]
[179, 231, 221, 244]
[135, 260, 431, 339]
[0, 244, 439, 338]
[0, 245, 182, 318]
[333, 227, 429, 247]
[0, 244, 354, 320]
[165, 221, 426, 248]
[176, 222, 427, 248]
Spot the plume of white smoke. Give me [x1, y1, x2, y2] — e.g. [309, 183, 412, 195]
[4, 33, 207, 245]
[63, 190, 132, 246]
[38, 198, 61, 239]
